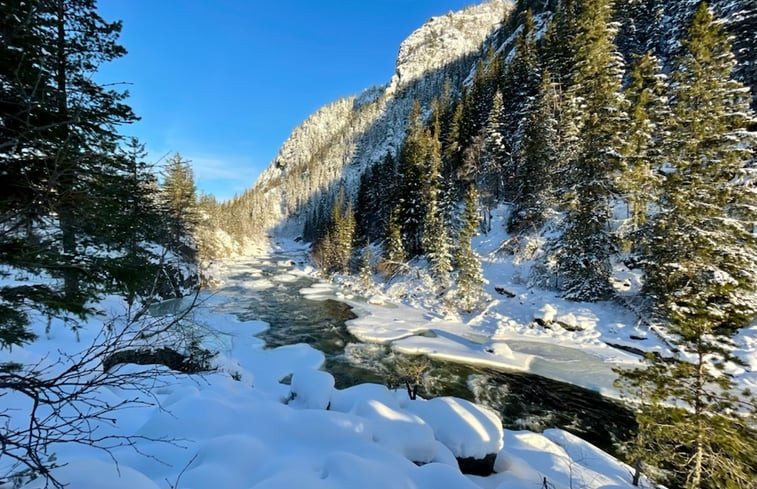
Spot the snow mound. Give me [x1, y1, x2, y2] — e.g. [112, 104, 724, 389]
[405, 397, 504, 459]
[290, 368, 335, 409]
[352, 399, 437, 463]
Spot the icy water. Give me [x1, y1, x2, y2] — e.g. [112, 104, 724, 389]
[213, 253, 636, 454]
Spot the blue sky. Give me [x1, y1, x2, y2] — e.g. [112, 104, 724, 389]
[97, 1, 478, 201]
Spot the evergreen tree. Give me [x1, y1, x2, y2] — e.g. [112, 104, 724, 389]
[422, 131, 453, 290]
[162, 153, 198, 247]
[455, 185, 485, 312]
[382, 206, 406, 277]
[398, 100, 429, 256]
[313, 187, 355, 274]
[554, 0, 627, 301]
[642, 1, 757, 334]
[509, 70, 560, 233]
[0, 0, 157, 347]
[619, 5, 757, 489]
[500, 10, 540, 199]
[619, 52, 667, 247]
[358, 243, 373, 289]
[541, 0, 581, 89]
[480, 91, 508, 205]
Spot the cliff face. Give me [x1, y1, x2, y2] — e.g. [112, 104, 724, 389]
[225, 1, 512, 240]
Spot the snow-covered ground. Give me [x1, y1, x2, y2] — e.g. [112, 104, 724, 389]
[314, 205, 757, 399]
[6, 205, 755, 488]
[4, 253, 647, 489]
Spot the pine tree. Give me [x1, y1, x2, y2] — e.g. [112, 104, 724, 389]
[313, 187, 355, 274]
[643, 1, 757, 334]
[619, 5, 757, 489]
[162, 153, 198, 246]
[509, 70, 560, 233]
[422, 131, 453, 290]
[455, 185, 485, 312]
[382, 206, 406, 277]
[619, 52, 667, 248]
[398, 100, 430, 256]
[500, 10, 540, 199]
[0, 0, 157, 347]
[480, 91, 508, 205]
[554, 0, 627, 301]
[358, 243, 373, 289]
[541, 0, 580, 89]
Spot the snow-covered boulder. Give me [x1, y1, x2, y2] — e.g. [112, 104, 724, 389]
[289, 369, 335, 409]
[330, 383, 402, 413]
[352, 399, 437, 463]
[404, 397, 504, 460]
[534, 304, 557, 326]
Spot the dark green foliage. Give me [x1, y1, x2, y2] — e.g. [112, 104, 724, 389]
[617, 5, 757, 488]
[541, 0, 581, 89]
[312, 187, 355, 274]
[381, 206, 406, 277]
[162, 152, 198, 247]
[422, 130, 453, 289]
[554, 0, 627, 301]
[356, 152, 398, 242]
[0, 0, 191, 353]
[642, 2, 757, 334]
[455, 185, 485, 312]
[619, 52, 667, 248]
[509, 70, 560, 233]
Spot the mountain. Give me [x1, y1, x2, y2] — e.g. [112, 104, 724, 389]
[210, 1, 512, 247]
[208, 0, 755, 254]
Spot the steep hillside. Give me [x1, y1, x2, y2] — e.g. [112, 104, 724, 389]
[212, 1, 512, 247]
[210, 0, 755, 254]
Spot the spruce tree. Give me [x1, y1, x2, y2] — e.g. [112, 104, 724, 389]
[398, 100, 430, 256]
[643, 1, 757, 333]
[480, 91, 508, 205]
[554, 0, 627, 301]
[162, 153, 198, 247]
[500, 10, 540, 199]
[619, 5, 757, 489]
[422, 131, 453, 290]
[382, 206, 406, 277]
[619, 52, 667, 248]
[0, 0, 156, 346]
[509, 70, 560, 233]
[455, 185, 485, 312]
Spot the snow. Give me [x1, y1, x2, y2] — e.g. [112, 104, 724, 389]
[290, 368, 335, 409]
[6, 244, 646, 489]
[404, 397, 504, 459]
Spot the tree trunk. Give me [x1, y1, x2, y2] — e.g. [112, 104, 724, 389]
[56, 0, 79, 303]
[690, 348, 706, 489]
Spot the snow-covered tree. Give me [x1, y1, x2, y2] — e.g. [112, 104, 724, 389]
[619, 52, 667, 248]
[642, 1, 757, 333]
[620, 5, 757, 489]
[509, 70, 560, 233]
[554, 0, 627, 301]
[455, 185, 485, 312]
[422, 132, 453, 290]
[381, 206, 406, 277]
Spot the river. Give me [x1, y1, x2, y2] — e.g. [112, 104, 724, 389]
[210, 252, 636, 455]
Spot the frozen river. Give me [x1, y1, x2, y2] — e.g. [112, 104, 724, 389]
[209, 252, 636, 453]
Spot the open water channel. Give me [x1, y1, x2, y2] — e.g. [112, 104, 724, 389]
[210, 252, 636, 455]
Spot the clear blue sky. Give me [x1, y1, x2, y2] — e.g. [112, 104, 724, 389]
[97, 0, 479, 201]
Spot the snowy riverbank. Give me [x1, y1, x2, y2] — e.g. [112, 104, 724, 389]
[3, 252, 645, 489]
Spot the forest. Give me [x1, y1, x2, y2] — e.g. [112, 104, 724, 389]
[2, 0, 757, 488]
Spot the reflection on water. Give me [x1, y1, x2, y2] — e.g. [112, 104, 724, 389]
[213, 255, 635, 454]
